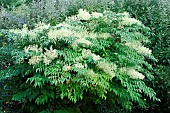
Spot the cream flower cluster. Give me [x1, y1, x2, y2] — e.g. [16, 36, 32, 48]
[73, 63, 85, 69]
[63, 65, 72, 71]
[115, 12, 142, 26]
[24, 44, 42, 54]
[69, 9, 103, 21]
[48, 24, 87, 39]
[127, 68, 145, 79]
[98, 33, 111, 39]
[120, 67, 145, 80]
[83, 50, 115, 77]
[121, 16, 142, 26]
[87, 69, 96, 76]
[34, 22, 50, 31]
[125, 41, 152, 56]
[10, 24, 30, 38]
[48, 27, 93, 47]
[82, 49, 101, 62]
[91, 12, 104, 18]
[72, 38, 92, 47]
[96, 61, 116, 78]
[10, 23, 50, 40]
[47, 22, 112, 47]
[28, 55, 43, 65]
[62, 63, 86, 72]
[48, 28, 75, 40]
[77, 9, 91, 20]
[25, 45, 57, 65]
[43, 46, 58, 65]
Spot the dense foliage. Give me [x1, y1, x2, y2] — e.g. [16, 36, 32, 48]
[0, 9, 160, 112]
[0, 0, 169, 112]
[110, 0, 170, 112]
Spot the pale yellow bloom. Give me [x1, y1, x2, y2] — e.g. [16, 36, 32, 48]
[82, 49, 101, 62]
[125, 42, 152, 56]
[91, 12, 103, 18]
[98, 33, 111, 39]
[77, 9, 91, 20]
[91, 54, 101, 62]
[120, 67, 145, 80]
[74, 63, 84, 69]
[96, 61, 116, 78]
[27, 46, 57, 65]
[63, 65, 72, 71]
[121, 16, 142, 26]
[72, 38, 92, 47]
[48, 28, 74, 40]
[28, 55, 42, 65]
[24, 45, 42, 54]
[43, 46, 57, 65]
[43, 56, 52, 65]
[82, 49, 92, 58]
[126, 68, 145, 79]
[34, 22, 50, 31]
[10, 23, 49, 40]
[87, 69, 96, 76]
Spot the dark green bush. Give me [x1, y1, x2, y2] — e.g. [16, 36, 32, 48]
[109, 0, 170, 112]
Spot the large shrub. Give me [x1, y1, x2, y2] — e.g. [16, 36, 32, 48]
[0, 9, 159, 112]
[1, 0, 169, 112]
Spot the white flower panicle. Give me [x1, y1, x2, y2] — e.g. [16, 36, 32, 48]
[34, 22, 50, 31]
[98, 33, 111, 39]
[125, 42, 152, 56]
[118, 12, 129, 17]
[88, 32, 97, 39]
[43, 46, 57, 65]
[91, 54, 101, 62]
[63, 65, 72, 71]
[10, 25, 29, 37]
[121, 16, 142, 26]
[48, 25, 89, 40]
[24, 44, 43, 54]
[28, 55, 43, 65]
[120, 67, 145, 80]
[68, 15, 79, 20]
[91, 12, 103, 18]
[27, 46, 57, 65]
[87, 69, 96, 76]
[48, 28, 74, 39]
[137, 46, 152, 55]
[72, 38, 92, 47]
[44, 46, 57, 59]
[73, 63, 85, 69]
[82, 49, 101, 62]
[82, 49, 92, 58]
[126, 68, 145, 80]
[10, 23, 49, 40]
[96, 61, 116, 78]
[77, 9, 91, 20]
[47, 22, 112, 48]
[68, 9, 103, 21]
